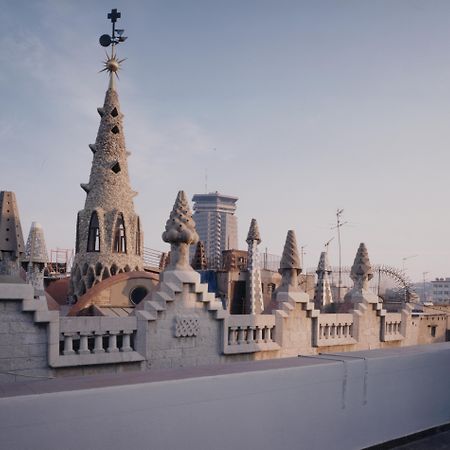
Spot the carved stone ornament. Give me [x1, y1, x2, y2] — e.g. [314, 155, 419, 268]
[174, 316, 200, 337]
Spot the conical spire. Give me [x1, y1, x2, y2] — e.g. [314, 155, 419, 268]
[23, 222, 48, 264]
[280, 230, 301, 270]
[246, 218, 261, 244]
[0, 192, 25, 258]
[276, 230, 301, 293]
[344, 243, 376, 303]
[350, 243, 373, 288]
[82, 84, 136, 210]
[69, 26, 143, 301]
[191, 241, 208, 270]
[317, 251, 331, 274]
[0, 191, 25, 277]
[246, 218, 263, 314]
[162, 191, 199, 270]
[314, 251, 333, 308]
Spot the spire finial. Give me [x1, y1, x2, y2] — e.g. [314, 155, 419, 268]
[276, 230, 301, 293]
[98, 10, 127, 86]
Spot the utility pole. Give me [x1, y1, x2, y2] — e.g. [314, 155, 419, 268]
[422, 271, 429, 303]
[300, 245, 307, 271]
[324, 237, 334, 253]
[402, 254, 418, 272]
[331, 209, 347, 301]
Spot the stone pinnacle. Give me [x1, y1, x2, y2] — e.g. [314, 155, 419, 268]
[279, 230, 301, 271]
[350, 243, 373, 286]
[246, 218, 261, 244]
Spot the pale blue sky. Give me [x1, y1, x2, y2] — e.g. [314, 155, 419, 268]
[2, 0, 450, 281]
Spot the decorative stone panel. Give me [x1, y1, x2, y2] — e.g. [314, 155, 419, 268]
[174, 316, 200, 337]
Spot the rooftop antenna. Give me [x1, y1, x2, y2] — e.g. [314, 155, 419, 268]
[324, 237, 334, 253]
[331, 209, 348, 301]
[300, 245, 307, 272]
[205, 168, 208, 194]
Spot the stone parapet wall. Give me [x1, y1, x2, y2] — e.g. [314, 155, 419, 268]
[0, 273, 448, 383]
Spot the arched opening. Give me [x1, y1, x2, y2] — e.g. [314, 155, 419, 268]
[136, 217, 141, 256]
[95, 262, 103, 277]
[113, 213, 126, 253]
[87, 211, 100, 252]
[75, 213, 81, 253]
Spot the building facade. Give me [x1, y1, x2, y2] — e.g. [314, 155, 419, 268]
[431, 278, 450, 304]
[191, 192, 238, 269]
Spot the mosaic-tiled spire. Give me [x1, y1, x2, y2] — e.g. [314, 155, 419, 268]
[314, 251, 333, 308]
[23, 222, 48, 293]
[69, 44, 143, 301]
[246, 219, 263, 314]
[0, 191, 25, 277]
[350, 243, 373, 290]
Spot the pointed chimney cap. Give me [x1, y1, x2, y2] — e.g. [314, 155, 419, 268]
[0, 191, 25, 257]
[317, 251, 331, 274]
[350, 243, 373, 283]
[162, 191, 199, 245]
[279, 230, 301, 270]
[246, 218, 261, 244]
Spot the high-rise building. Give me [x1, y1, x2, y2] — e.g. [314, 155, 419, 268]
[191, 192, 238, 269]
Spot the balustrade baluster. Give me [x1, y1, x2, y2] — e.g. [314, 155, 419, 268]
[238, 327, 246, 345]
[107, 332, 119, 353]
[247, 327, 255, 344]
[63, 333, 75, 355]
[121, 332, 132, 352]
[94, 332, 105, 354]
[79, 333, 91, 355]
[256, 326, 263, 343]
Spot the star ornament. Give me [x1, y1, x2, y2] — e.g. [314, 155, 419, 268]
[100, 48, 126, 79]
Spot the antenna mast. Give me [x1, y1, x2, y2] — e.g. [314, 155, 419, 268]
[331, 209, 347, 301]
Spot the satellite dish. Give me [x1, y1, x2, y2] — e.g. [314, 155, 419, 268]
[99, 34, 112, 47]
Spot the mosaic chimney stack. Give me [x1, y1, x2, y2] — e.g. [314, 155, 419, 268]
[162, 191, 199, 271]
[277, 230, 302, 294]
[0, 191, 25, 278]
[69, 57, 143, 301]
[22, 222, 48, 293]
[344, 243, 374, 303]
[246, 219, 264, 314]
[314, 251, 333, 309]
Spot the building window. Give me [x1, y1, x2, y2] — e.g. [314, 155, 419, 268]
[87, 212, 100, 252]
[114, 213, 126, 253]
[430, 325, 437, 337]
[136, 217, 141, 256]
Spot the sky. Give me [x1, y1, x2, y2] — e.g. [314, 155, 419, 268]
[2, 0, 450, 282]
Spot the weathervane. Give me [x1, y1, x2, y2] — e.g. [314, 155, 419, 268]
[99, 9, 127, 79]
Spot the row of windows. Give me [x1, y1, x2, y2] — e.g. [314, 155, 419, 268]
[77, 212, 141, 255]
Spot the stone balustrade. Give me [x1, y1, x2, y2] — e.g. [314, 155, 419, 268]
[50, 316, 145, 367]
[316, 314, 356, 347]
[381, 313, 403, 342]
[223, 315, 280, 354]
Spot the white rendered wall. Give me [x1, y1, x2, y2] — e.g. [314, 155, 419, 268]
[1, 343, 449, 450]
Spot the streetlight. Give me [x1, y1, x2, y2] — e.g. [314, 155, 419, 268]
[402, 254, 418, 272]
